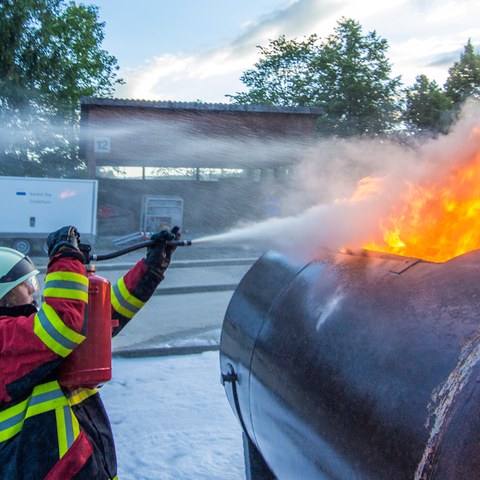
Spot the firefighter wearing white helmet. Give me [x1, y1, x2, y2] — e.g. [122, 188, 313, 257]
[0, 224, 180, 479]
[0, 247, 40, 307]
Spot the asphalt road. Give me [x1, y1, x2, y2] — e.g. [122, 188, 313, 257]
[34, 253, 259, 355]
[106, 259, 255, 353]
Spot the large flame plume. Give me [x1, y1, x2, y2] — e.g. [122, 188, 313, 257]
[362, 110, 480, 262]
[194, 100, 480, 264]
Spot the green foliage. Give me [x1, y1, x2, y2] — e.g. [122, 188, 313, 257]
[0, 0, 123, 177]
[228, 18, 401, 137]
[444, 40, 480, 104]
[229, 34, 319, 107]
[229, 20, 480, 139]
[404, 75, 452, 134]
[402, 40, 480, 134]
[311, 19, 401, 136]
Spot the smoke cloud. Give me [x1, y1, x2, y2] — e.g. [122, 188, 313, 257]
[195, 99, 480, 261]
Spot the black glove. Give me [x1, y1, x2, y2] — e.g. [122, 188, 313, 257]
[165, 226, 181, 262]
[46, 226, 81, 258]
[144, 226, 180, 276]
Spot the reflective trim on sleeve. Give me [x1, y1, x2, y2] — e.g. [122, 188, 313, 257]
[111, 276, 145, 319]
[0, 381, 67, 442]
[44, 271, 89, 303]
[34, 302, 86, 357]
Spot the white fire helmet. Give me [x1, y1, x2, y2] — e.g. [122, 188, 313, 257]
[0, 247, 40, 300]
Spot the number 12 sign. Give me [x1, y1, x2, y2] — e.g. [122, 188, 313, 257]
[94, 137, 111, 153]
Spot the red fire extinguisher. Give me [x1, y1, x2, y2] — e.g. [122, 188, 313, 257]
[57, 235, 190, 390]
[58, 265, 118, 390]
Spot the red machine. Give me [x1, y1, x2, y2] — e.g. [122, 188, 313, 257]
[58, 265, 116, 390]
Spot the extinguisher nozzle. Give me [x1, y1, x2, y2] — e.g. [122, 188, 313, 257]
[167, 240, 193, 247]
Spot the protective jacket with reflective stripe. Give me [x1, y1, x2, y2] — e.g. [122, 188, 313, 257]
[0, 254, 163, 479]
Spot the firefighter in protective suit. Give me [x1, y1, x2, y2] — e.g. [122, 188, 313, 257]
[0, 225, 179, 479]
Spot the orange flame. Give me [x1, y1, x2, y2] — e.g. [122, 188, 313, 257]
[362, 135, 480, 262]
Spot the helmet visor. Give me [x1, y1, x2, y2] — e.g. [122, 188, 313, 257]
[25, 275, 41, 307]
[0, 255, 38, 285]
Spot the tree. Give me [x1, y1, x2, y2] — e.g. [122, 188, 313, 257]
[228, 34, 318, 107]
[228, 18, 401, 137]
[404, 75, 452, 134]
[313, 18, 401, 136]
[444, 39, 480, 105]
[0, 0, 123, 177]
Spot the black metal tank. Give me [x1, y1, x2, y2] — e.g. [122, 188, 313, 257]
[220, 248, 480, 479]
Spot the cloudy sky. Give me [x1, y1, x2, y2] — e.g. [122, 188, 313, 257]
[89, 0, 479, 103]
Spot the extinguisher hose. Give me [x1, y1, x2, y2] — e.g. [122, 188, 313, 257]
[79, 240, 192, 263]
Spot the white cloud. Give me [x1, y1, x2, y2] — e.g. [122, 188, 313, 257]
[117, 0, 344, 102]
[116, 0, 480, 102]
[117, 48, 255, 102]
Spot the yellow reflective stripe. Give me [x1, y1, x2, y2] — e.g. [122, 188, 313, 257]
[46, 271, 89, 286]
[34, 302, 86, 357]
[56, 404, 80, 457]
[0, 380, 82, 457]
[0, 398, 27, 441]
[66, 387, 99, 406]
[44, 271, 89, 303]
[111, 277, 145, 319]
[25, 381, 67, 418]
[0, 381, 67, 442]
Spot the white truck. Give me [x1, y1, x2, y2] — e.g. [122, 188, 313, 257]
[0, 176, 98, 255]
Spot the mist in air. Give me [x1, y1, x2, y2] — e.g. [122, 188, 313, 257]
[194, 100, 480, 261]
[4, 98, 479, 262]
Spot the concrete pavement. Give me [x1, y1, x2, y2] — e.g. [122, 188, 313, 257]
[34, 255, 259, 355]
[108, 259, 254, 353]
